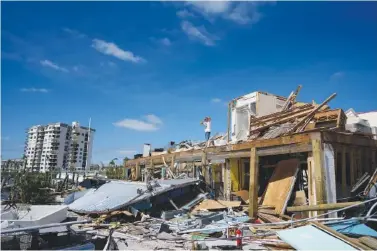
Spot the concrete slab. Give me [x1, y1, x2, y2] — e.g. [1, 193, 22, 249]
[9, 205, 68, 228]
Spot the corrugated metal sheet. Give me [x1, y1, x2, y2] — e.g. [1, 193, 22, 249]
[277, 225, 357, 250]
[68, 178, 200, 214]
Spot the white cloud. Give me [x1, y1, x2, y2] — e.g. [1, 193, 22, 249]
[20, 88, 49, 93]
[160, 38, 172, 46]
[62, 28, 87, 38]
[113, 114, 163, 131]
[225, 2, 262, 25]
[211, 98, 222, 103]
[181, 21, 217, 46]
[187, 1, 231, 15]
[92, 39, 145, 63]
[40, 59, 69, 72]
[330, 71, 345, 81]
[185, 1, 263, 25]
[144, 114, 163, 125]
[176, 9, 195, 18]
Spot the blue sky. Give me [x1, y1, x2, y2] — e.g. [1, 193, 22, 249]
[1, 1, 377, 164]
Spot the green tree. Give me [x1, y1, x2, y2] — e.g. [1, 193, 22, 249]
[9, 172, 54, 204]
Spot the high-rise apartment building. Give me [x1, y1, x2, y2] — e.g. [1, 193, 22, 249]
[24, 121, 95, 172]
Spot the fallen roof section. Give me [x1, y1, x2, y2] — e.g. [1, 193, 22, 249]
[68, 178, 201, 214]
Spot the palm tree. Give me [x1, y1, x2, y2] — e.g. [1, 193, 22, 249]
[109, 158, 118, 167]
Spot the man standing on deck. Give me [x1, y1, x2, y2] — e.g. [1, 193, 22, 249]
[201, 117, 211, 141]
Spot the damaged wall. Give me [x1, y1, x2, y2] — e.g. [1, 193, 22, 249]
[230, 158, 240, 192]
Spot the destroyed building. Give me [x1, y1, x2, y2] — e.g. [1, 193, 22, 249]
[2, 85, 377, 250]
[125, 86, 377, 219]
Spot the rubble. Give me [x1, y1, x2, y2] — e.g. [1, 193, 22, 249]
[2, 85, 377, 250]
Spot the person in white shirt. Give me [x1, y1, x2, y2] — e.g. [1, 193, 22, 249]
[201, 117, 211, 141]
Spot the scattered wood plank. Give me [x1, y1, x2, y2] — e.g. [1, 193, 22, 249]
[288, 93, 337, 133]
[262, 241, 293, 249]
[250, 104, 315, 133]
[281, 85, 302, 111]
[363, 168, 377, 196]
[258, 212, 282, 223]
[231, 190, 249, 204]
[359, 236, 377, 250]
[287, 201, 364, 212]
[192, 199, 241, 211]
[262, 159, 300, 215]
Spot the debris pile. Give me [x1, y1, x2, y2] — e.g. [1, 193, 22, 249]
[248, 93, 347, 140]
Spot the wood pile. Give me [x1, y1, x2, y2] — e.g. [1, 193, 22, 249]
[248, 88, 345, 140]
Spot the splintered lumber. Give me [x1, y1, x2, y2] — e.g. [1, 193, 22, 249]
[363, 168, 377, 196]
[286, 201, 364, 212]
[261, 241, 293, 249]
[311, 109, 346, 130]
[288, 93, 337, 133]
[281, 85, 302, 111]
[250, 104, 315, 133]
[192, 199, 241, 211]
[262, 159, 300, 215]
[359, 236, 377, 250]
[258, 212, 282, 223]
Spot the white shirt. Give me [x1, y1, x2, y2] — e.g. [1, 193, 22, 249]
[203, 121, 211, 132]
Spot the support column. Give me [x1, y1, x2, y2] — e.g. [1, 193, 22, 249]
[312, 139, 326, 205]
[249, 147, 259, 218]
[225, 159, 231, 200]
[202, 152, 207, 182]
[171, 155, 175, 177]
[350, 148, 356, 186]
[341, 146, 347, 196]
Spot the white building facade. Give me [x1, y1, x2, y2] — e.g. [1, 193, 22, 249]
[345, 109, 377, 139]
[230, 91, 286, 142]
[25, 122, 95, 172]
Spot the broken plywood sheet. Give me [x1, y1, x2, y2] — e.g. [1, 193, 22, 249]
[262, 159, 300, 215]
[192, 199, 241, 211]
[231, 190, 249, 204]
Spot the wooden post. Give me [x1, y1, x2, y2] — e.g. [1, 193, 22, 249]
[202, 152, 207, 182]
[341, 146, 347, 196]
[171, 155, 175, 177]
[135, 162, 140, 180]
[249, 147, 259, 218]
[368, 148, 374, 174]
[350, 147, 355, 186]
[287, 201, 364, 212]
[226, 159, 231, 200]
[312, 139, 326, 205]
[202, 152, 207, 166]
[307, 155, 317, 217]
[356, 148, 362, 179]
